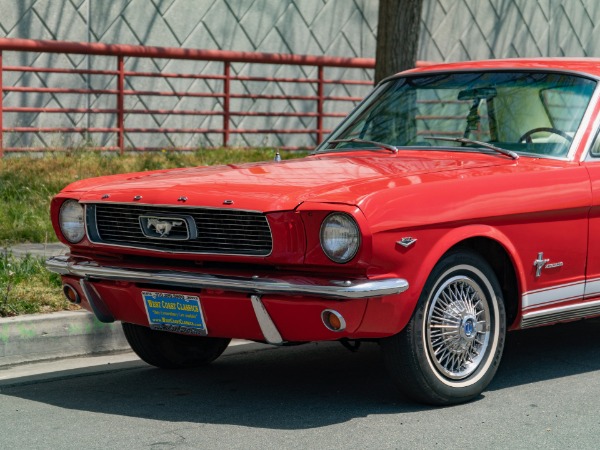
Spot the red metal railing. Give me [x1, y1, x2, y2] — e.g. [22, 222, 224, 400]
[0, 38, 379, 157]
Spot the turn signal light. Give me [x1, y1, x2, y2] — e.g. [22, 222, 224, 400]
[322, 309, 346, 332]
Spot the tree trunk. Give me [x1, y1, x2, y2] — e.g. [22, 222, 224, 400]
[375, 0, 424, 84]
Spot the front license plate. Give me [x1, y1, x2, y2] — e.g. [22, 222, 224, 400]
[142, 291, 207, 336]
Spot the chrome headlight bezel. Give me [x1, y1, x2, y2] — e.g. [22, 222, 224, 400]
[319, 212, 361, 264]
[59, 200, 85, 244]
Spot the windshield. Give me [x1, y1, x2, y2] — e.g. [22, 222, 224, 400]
[318, 71, 597, 159]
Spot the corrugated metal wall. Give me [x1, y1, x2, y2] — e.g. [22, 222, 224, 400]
[420, 0, 600, 61]
[1, 0, 599, 149]
[0, 1, 377, 57]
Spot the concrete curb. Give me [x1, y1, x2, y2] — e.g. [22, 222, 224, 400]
[1, 244, 131, 367]
[0, 311, 130, 367]
[2, 242, 68, 259]
[0, 310, 265, 370]
[1, 244, 263, 370]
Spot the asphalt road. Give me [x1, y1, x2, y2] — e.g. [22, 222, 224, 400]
[1, 320, 600, 449]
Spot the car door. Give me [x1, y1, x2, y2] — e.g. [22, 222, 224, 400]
[583, 133, 600, 302]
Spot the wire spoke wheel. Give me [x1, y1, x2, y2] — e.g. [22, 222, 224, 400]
[381, 250, 506, 405]
[426, 275, 490, 380]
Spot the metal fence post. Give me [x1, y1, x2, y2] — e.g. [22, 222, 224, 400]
[0, 51, 3, 158]
[317, 65, 324, 145]
[117, 55, 125, 154]
[223, 61, 230, 147]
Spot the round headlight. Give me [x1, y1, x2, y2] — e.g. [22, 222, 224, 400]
[320, 213, 361, 263]
[59, 200, 85, 243]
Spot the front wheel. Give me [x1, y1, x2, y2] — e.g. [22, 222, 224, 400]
[381, 250, 506, 405]
[122, 322, 231, 369]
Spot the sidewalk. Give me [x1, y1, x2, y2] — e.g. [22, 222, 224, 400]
[1, 243, 130, 368]
[0, 310, 131, 367]
[2, 242, 68, 259]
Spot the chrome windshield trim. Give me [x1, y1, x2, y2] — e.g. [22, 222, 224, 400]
[581, 85, 600, 162]
[572, 81, 600, 161]
[46, 256, 409, 300]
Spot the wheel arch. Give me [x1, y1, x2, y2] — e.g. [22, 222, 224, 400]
[414, 225, 524, 329]
[448, 237, 519, 328]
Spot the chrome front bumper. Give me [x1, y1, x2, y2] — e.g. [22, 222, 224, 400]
[46, 255, 409, 300]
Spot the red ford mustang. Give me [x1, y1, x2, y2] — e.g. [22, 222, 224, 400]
[47, 59, 600, 405]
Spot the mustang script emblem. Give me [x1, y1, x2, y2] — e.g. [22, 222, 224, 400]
[139, 215, 194, 240]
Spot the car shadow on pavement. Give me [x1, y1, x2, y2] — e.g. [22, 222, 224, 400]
[1, 319, 600, 429]
[489, 318, 600, 391]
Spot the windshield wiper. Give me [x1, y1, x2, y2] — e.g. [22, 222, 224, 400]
[422, 136, 519, 160]
[327, 138, 398, 154]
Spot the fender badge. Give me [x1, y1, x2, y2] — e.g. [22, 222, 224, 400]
[397, 237, 417, 248]
[534, 252, 563, 277]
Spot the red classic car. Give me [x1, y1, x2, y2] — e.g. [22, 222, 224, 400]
[47, 59, 600, 405]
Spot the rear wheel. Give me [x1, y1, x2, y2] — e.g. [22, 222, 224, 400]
[381, 250, 506, 405]
[122, 322, 231, 369]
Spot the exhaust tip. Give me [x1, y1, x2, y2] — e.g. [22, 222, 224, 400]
[321, 309, 346, 332]
[63, 284, 81, 304]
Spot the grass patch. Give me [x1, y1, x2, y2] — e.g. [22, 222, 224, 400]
[0, 251, 72, 317]
[0, 148, 307, 244]
[0, 147, 307, 316]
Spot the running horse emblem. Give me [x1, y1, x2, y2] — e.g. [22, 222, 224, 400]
[146, 218, 183, 237]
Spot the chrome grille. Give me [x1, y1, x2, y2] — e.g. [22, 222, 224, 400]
[86, 204, 272, 256]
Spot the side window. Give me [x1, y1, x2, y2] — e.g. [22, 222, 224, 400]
[590, 129, 600, 157]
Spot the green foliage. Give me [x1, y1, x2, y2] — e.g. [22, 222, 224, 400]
[0, 148, 307, 244]
[0, 148, 307, 315]
[0, 251, 67, 317]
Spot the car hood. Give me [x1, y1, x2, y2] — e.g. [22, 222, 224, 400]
[69, 152, 514, 212]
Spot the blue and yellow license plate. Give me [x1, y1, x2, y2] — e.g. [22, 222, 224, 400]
[142, 291, 207, 336]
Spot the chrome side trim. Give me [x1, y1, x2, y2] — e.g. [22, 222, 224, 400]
[521, 299, 600, 329]
[250, 295, 284, 345]
[584, 277, 600, 298]
[522, 280, 585, 310]
[47, 256, 409, 300]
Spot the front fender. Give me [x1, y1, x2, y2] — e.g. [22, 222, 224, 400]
[357, 224, 525, 337]
[412, 224, 525, 303]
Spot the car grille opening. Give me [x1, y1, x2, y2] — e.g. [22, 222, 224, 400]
[86, 203, 273, 256]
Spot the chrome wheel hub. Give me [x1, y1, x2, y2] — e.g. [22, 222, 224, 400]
[426, 275, 491, 380]
[460, 315, 477, 341]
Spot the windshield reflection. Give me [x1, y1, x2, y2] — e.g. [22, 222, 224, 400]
[319, 71, 597, 159]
